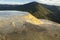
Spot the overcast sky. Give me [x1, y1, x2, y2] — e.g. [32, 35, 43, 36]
[0, 0, 60, 6]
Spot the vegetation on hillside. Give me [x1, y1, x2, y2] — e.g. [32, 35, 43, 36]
[0, 1, 60, 23]
[0, 1, 60, 40]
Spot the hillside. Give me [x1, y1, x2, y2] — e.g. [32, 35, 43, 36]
[0, 1, 60, 23]
[0, 2, 60, 23]
[0, 1, 60, 40]
[17, 2, 60, 23]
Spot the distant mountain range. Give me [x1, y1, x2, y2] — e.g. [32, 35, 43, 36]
[0, 1, 60, 23]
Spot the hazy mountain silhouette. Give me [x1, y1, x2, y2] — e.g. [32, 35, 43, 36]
[0, 1, 60, 23]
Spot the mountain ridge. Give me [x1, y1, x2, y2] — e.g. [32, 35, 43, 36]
[0, 1, 60, 23]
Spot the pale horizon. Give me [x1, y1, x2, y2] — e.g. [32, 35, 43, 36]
[0, 0, 60, 6]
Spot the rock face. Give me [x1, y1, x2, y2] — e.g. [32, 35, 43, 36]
[0, 14, 60, 40]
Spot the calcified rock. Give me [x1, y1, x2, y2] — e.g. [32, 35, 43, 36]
[23, 14, 43, 25]
[0, 1, 60, 40]
[0, 13, 60, 40]
[0, 21, 60, 40]
[23, 14, 60, 26]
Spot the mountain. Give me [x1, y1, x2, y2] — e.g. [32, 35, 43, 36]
[0, 1, 60, 23]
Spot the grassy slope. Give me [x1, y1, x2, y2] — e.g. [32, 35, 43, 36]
[18, 2, 60, 23]
[0, 2, 60, 23]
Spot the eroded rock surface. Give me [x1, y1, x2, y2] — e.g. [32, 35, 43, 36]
[0, 14, 60, 40]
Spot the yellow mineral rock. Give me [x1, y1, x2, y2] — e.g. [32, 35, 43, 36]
[24, 14, 43, 25]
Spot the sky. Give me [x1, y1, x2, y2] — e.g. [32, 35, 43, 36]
[0, 0, 60, 6]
